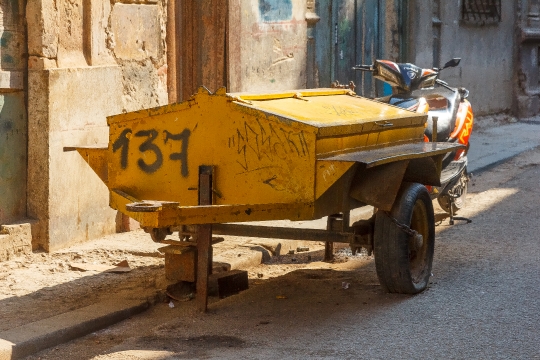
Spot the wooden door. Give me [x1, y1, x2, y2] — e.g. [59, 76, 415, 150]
[177, 0, 228, 101]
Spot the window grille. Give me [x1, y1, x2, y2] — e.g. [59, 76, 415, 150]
[461, 0, 501, 25]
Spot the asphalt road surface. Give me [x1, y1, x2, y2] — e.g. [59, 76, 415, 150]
[29, 147, 540, 360]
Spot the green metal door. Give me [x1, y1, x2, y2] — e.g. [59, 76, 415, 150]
[316, 0, 409, 97]
[0, 1, 27, 224]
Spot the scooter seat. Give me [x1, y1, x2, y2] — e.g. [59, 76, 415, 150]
[422, 88, 460, 141]
[383, 88, 460, 142]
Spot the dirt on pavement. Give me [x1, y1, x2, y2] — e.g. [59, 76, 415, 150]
[2, 144, 540, 359]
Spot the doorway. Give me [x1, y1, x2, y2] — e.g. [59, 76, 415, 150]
[316, 0, 380, 97]
[316, 0, 409, 98]
[177, 0, 229, 101]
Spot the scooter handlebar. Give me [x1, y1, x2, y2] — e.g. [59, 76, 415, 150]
[352, 65, 373, 71]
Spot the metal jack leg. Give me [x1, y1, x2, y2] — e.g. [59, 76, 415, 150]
[448, 194, 472, 225]
[325, 211, 350, 261]
[196, 166, 214, 312]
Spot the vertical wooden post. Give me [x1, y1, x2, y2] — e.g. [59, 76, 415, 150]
[306, 0, 320, 88]
[325, 214, 337, 262]
[324, 240, 334, 262]
[196, 166, 213, 312]
[166, 0, 177, 103]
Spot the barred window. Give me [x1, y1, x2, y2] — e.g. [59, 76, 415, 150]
[461, 0, 501, 25]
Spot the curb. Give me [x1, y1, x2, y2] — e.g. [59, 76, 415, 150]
[469, 153, 526, 175]
[469, 144, 540, 175]
[0, 298, 150, 360]
[468, 122, 540, 175]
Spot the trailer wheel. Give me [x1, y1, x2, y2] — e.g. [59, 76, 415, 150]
[374, 183, 435, 294]
[147, 227, 172, 243]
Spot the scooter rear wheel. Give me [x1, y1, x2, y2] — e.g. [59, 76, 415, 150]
[437, 171, 468, 214]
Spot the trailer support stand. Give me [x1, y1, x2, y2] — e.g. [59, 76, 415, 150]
[325, 212, 350, 261]
[196, 166, 214, 312]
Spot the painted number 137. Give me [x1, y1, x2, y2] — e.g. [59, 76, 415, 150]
[112, 128, 191, 177]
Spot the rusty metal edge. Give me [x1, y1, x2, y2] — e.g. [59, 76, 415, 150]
[320, 142, 465, 168]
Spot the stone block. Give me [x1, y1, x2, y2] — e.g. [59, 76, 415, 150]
[26, 0, 59, 58]
[57, 0, 87, 68]
[47, 66, 123, 132]
[85, 0, 115, 66]
[47, 128, 117, 250]
[28, 56, 58, 70]
[27, 65, 123, 251]
[110, 3, 161, 61]
[0, 221, 34, 261]
[27, 69, 51, 249]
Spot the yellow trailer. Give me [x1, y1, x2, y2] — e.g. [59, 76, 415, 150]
[73, 87, 463, 310]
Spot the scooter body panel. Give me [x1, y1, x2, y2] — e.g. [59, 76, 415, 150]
[354, 58, 474, 213]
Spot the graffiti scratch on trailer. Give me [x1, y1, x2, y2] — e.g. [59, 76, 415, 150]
[229, 119, 310, 172]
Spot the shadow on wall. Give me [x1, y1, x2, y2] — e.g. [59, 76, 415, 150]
[0, 93, 26, 224]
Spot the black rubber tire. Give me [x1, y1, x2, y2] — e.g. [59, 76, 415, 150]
[149, 227, 172, 243]
[374, 183, 435, 294]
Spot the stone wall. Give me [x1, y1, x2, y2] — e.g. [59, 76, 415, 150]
[0, 222, 34, 261]
[27, 0, 168, 251]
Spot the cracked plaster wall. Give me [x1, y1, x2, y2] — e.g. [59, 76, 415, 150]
[27, 0, 168, 111]
[27, 0, 168, 251]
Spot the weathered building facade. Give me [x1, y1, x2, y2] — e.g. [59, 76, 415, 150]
[1, 0, 313, 258]
[0, 0, 537, 260]
[317, 0, 517, 115]
[409, 0, 516, 116]
[26, 0, 169, 253]
[517, 0, 540, 118]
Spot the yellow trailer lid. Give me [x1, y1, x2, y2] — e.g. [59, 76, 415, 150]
[228, 88, 426, 137]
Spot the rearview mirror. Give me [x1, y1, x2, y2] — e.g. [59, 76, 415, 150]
[443, 58, 461, 69]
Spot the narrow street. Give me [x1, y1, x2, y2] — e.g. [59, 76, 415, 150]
[0, 2, 538, 360]
[23, 142, 540, 360]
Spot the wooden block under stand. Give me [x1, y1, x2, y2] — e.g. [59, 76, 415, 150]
[163, 247, 198, 282]
[159, 239, 223, 283]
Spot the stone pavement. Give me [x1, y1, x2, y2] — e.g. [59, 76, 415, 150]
[468, 117, 540, 174]
[2, 119, 540, 359]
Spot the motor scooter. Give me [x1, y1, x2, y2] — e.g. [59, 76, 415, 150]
[352, 58, 474, 218]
